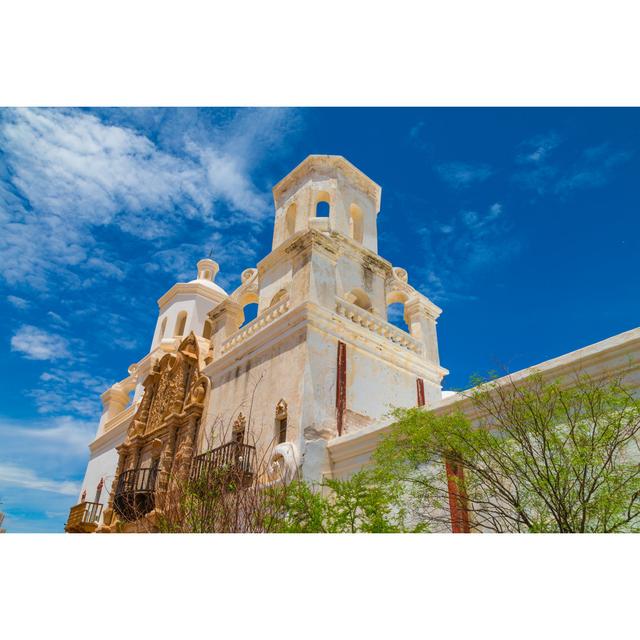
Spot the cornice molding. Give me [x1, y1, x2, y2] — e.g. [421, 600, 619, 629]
[90, 416, 130, 456]
[272, 155, 382, 212]
[257, 228, 392, 278]
[203, 300, 447, 383]
[157, 282, 227, 309]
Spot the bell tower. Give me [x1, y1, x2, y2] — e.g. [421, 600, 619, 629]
[271, 155, 382, 253]
[202, 155, 447, 482]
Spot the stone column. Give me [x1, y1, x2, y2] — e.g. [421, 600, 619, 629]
[175, 415, 199, 483]
[155, 425, 177, 511]
[101, 446, 128, 528]
[404, 298, 442, 365]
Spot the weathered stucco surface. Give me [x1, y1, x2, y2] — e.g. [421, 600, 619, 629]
[73, 155, 639, 532]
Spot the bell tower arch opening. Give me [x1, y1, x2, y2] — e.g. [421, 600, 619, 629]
[314, 191, 331, 218]
[386, 290, 410, 332]
[271, 155, 382, 253]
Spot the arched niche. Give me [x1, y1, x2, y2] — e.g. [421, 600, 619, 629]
[269, 289, 288, 307]
[349, 203, 364, 244]
[202, 319, 213, 340]
[285, 203, 297, 237]
[159, 317, 168, 339]
[174, 311, 188, 337]
[345, 287, 373, 313]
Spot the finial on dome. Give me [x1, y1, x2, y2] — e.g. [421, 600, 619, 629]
[197, 258, 219, 282]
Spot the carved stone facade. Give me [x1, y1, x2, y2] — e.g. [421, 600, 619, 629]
[99, 334, 209, 532]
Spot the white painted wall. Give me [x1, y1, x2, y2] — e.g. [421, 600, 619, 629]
[77, 424, 127, 525]
[152, 294, 216, 350]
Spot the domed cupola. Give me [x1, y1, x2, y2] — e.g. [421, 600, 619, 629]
[151, 257, 228, 351]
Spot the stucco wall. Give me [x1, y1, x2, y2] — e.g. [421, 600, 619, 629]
[202, 327, 307, 457]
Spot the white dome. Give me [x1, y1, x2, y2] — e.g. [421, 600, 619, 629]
[189, 277, 228, 296]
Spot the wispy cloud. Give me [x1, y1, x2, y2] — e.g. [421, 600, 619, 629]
[516, 132, 563, 164]
[555, 143, 633, 193]
[10, 324, 71, 361]
[0, 414, 97, 530]
[0, 107, 299, 291]
[435, 161, 493, 189]
[0, 414, 96, 457]
[413, 201, 518, 303]
[513, 133, 632, 196]
[7, 294, 29, 309]
[0, 463, 79, 495]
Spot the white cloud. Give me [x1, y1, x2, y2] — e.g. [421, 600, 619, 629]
[414, 201, 517, 302]
[555, 145, 633, 194]
[10, 324, 71, 360]
[7, 294, 29, 309]
[513, 134, 632, 196]
[189, 144, 268, 219]
[0, 107, 298, 291]
[436, 162, 493, 189]
[489, 202, 502, 216]
[4, 415, 95, 455]
[0, 462, 79, 496]
[34, 367, 113, 417]
[516, 132, 562, 164]
[0, 413, 96, 532]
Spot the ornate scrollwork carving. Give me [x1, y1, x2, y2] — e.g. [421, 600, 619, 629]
[188, 375, 208, 406]
[240, 268, 257, 284]
[231, 267, 259, 309]
[275, 398, 288, 420]
[267, 442, 299, 484]
[232, 413, 247, 437]
[127, 333, 204, 440]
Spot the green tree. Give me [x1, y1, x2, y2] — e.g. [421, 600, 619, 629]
[373, 373, 640, 533]
[273, 470, 410, 533]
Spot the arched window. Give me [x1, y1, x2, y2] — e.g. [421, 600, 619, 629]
[275, 399, 288, 444]
[315, 191, 331, 217]
[202, 319, 213, 340]
[349, 204, 364, 244]
[345, 288, 372, 312]
[159, 317, 167, 339]
[269, 289, 288, 307]
[174, 311, 188, 336]
[285, 203, 297, 236]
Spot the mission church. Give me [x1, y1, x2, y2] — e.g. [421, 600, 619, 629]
[65, 155, 640, 533]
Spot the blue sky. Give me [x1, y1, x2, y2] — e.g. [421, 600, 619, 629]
[0, 107, 638, 533]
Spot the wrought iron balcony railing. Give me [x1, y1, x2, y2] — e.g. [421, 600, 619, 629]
[65, 501, 103, 533]
[113, 467, 158, 522]
[191, 442, 256, 490]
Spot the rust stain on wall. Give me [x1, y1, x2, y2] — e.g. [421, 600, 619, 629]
[336, 341, 347, 436]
